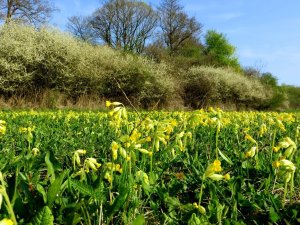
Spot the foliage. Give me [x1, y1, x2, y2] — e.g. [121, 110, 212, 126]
[157, 0, 202, 54]
[203, 30, 241, 71]
[0, 23, 175, 108]
[0, 106, 299, 224]
[90, 0, 157, 53]
[183, 66, 272, 109]
[0, 0, 54, 25]
[282, 85, 300, 109]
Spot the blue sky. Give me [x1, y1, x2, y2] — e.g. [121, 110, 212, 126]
[51, 0, 300, 86]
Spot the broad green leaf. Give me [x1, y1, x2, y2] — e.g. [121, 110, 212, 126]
[45, 151, 55, 183]
[47, 170, 67, 207]
[269, 207, 280, 222]
[36, 184, 47, 204]
[30, 206, 54, 225]
[107, 185, 129, 218]
[69, 179, 95, 197]
[218, 148, 233, 165]
[131, 215, 145, 225]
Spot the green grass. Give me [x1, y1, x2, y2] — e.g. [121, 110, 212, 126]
[0, 108, 299, 224]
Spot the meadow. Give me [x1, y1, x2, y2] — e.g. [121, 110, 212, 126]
[0, 103, 299, 224]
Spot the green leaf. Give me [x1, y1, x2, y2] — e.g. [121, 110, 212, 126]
[47, 170, 67, 207]
[30, 206, 54, 225]
[36, 184, 47, 204]
[45, 151, 55, 183]
[69, 179, 95, 197]
[188, 213, 200, 225]
[131, 215, 145, 225]
[107, 185, 129, 218]
[269, 207, 280, 222]
[218, 148, 233, 165]
[165, 196, 181, 209]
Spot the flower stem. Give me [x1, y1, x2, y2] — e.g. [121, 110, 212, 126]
[0, 173, 18, 225]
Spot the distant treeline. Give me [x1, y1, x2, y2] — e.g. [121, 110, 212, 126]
[0, 0, 298, 109]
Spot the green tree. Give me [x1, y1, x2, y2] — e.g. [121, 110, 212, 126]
[203, 30, 240, 70]
[260, 72, 278, 87]
[282, 85, 300, 109]
[259, 72, 286, 109]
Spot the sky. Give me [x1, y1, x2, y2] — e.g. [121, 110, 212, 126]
[51, 0, 300, 87]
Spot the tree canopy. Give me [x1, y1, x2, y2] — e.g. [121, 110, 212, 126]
[158, 0, 202, 55]
[0, 0, 55, 25]
[203, 30, 241, 71]
[90, 0, 157, 53]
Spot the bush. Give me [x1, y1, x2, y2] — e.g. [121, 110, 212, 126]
[282, 85, 300, 109]
[183, 66, 273, 109]
[0, 23, 176, 108]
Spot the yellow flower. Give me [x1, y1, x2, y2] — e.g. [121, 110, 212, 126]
[273, 146, 280, 153]
[279, 159, 296, 172]
[32, 147, 39, 156]
[75, 149, 87, 155]
[111, 141, 119, 160]
[0, 218, 14, 225]
[272, 161, 281, 168]
[193, 202, 198, 208]
[224, 173, 230, 181]
[245, 134, 257, 144]
[245, 146, 257, 158]
[212, 160, 222, 172]
[259, 124, 267, 137]
[130, 129, 141, 142]
[137, 148, 151, 155]
[104, 171, 112, 183]
[146, 136, 151, 142]
[115, 164, 122, 173]
[84, 158, 101, 172]
[0, 192, 2, 209]
[205, 159, 222, 178]
[0, 122, 6, 135]
[106, 101, 123, 108]
[119, 147, 127, 158]
[106, 100, 112, 107]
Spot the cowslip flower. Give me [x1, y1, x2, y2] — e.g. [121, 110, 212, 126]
[106, 100, 122, 108]
[32, 147, 40, 156]
[245, 134, 257, 144]
[245, 146, 257, 158]
[204, 159, 222, 177]
[136, 170, 149, 185]
[0, 120, 6, 135]
[73, 149, 86, 167]
[84, 158, 101, 172]
[204, 160, 230, 181]
[0, 218, 13, 225]
[111, 141, 119, 160]
[273, 159, 296, 172]
[193, 202, 206, 215]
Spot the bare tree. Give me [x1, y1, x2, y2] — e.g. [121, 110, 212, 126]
[158, 0, 202, 54]
[0, 0, 55, 25]
[91, 0, 157, 53]
[67, 16, 97, 43]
